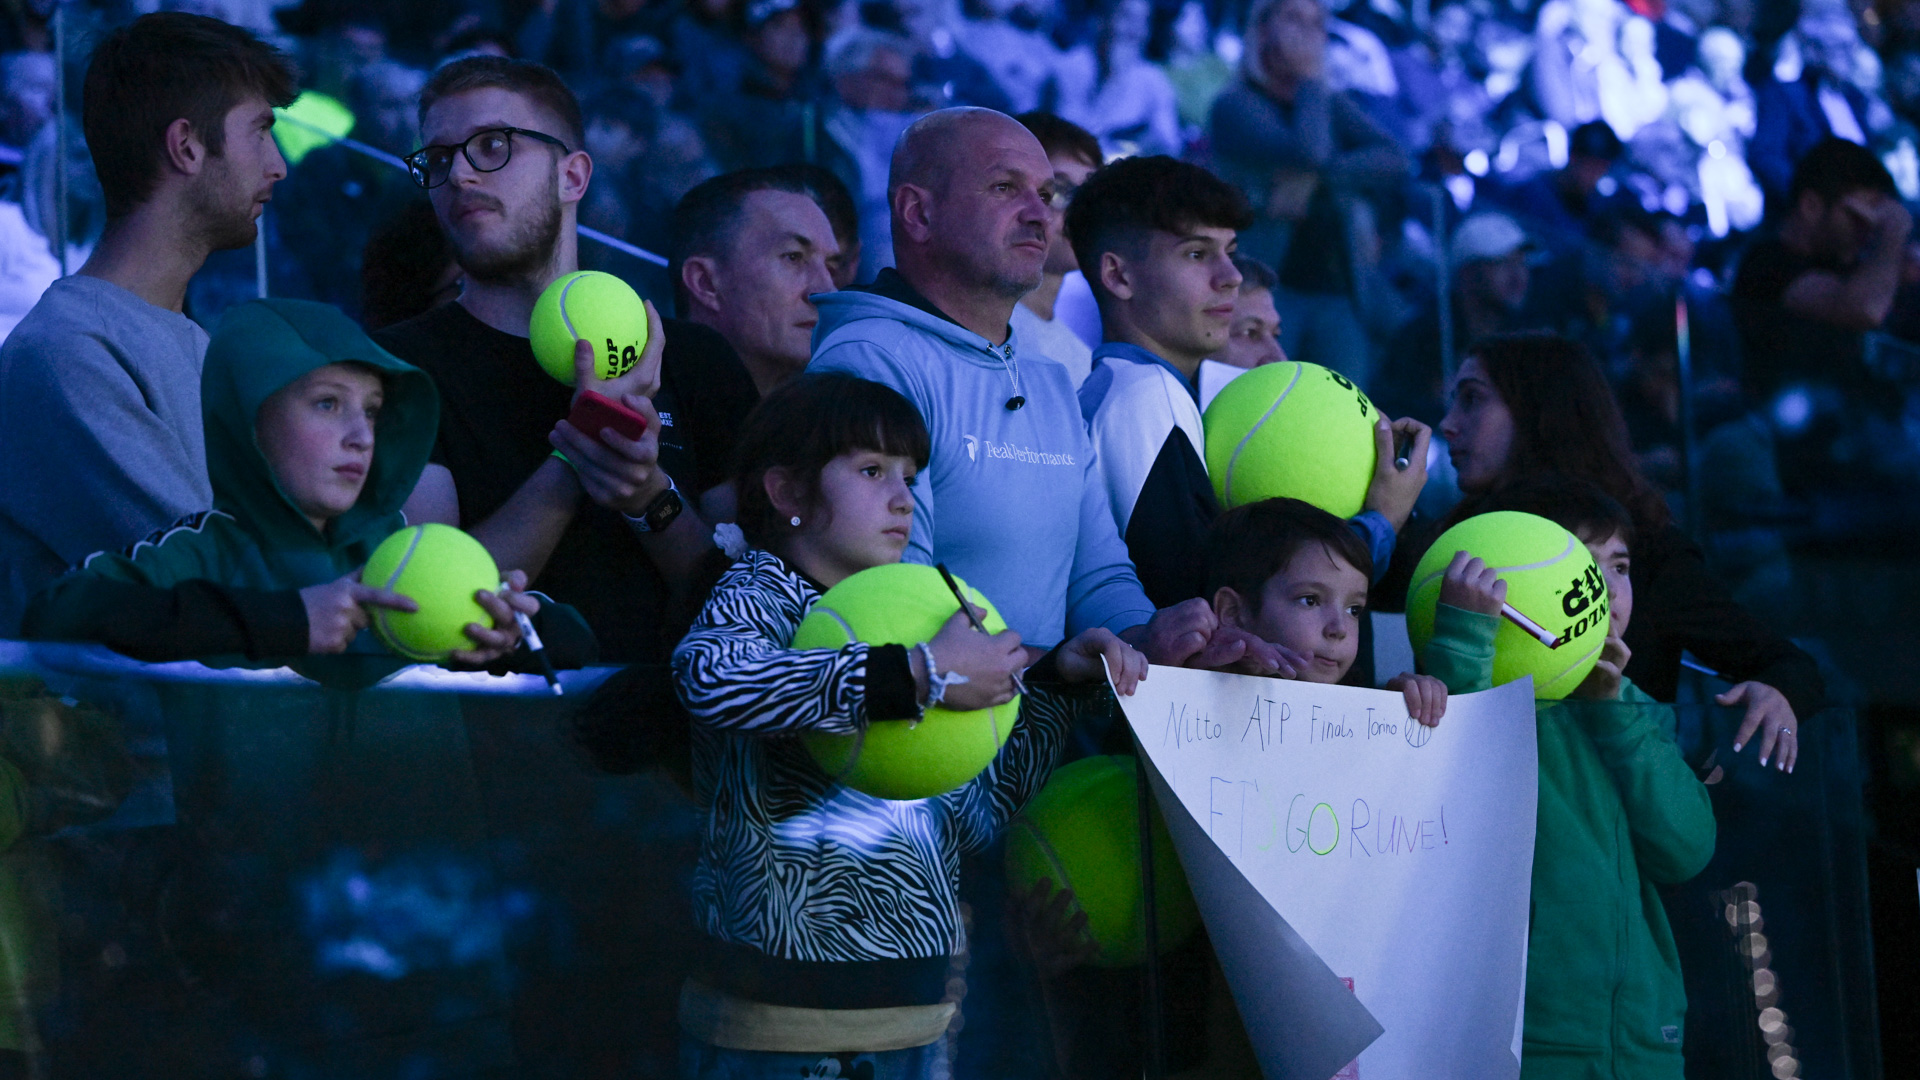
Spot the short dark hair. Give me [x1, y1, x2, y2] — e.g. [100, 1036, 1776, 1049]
[1233, 254, 1277, 294]
[1473, 474, 1637, 548]
[1568, 119, 1624, 162]
[733, 372, 931, 546]
[1788, 136, 1899, 206]
[1206, 497, 1373, 612]
[83, 12, 296, 218]
[771, 161, 858, 246]
[1014, 111, 1101, 169]
[670, 166, 816, 314]
[1066, 155, 1252, 302]
[419, 56, 585, 150]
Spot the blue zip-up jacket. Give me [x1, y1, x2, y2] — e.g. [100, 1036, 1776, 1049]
[808, 272, 1156, 646]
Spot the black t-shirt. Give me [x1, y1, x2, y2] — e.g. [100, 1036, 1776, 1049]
[374, 302, 757, 662]
[1730, 234, 1873, 406]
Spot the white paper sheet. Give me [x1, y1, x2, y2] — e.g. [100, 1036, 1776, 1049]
[1117, 667, 1539, 1080]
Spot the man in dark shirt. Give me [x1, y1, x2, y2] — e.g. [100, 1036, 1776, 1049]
[380, 56, 756, 662]
[1731, 137, 1911, 411]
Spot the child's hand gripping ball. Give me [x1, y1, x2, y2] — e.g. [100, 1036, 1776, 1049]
[361, 524, 503, 662]
[1406, 511, 1610, 700]
[529, 270, 650, 385]
[790, 563, 1021, 800]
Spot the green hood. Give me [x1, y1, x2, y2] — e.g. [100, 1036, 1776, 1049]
[202, 299, 439, 582]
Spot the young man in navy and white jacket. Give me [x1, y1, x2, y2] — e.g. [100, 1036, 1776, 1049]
[1069, 155, 1431, 607]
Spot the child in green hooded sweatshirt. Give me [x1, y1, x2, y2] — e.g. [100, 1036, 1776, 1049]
[22, 300, 590, 677]
[1419, 476, 1715, 1080]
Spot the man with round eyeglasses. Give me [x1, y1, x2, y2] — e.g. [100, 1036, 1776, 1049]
[378, 56, 758, 663]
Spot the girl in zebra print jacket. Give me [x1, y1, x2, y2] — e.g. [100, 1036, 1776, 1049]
[669, 374, 1147, 1079]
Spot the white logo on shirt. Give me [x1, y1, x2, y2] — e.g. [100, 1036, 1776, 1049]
[962, 435, 1077, 467]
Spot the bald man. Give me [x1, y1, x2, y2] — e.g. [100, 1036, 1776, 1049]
[809, 108, 1287, 673]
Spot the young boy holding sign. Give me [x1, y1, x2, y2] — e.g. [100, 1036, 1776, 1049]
[1207, 497, 1449, 724]
[1419, 478, 1715, 1079]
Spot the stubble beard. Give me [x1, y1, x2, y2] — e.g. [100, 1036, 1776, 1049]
[453, 176, 564, 287]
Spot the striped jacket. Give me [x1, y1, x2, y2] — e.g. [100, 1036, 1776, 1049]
[672, 549, 1091, 963]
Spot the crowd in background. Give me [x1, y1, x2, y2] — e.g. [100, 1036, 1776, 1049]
[0, 0, 1918, 582]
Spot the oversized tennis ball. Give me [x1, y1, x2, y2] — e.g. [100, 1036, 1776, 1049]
[1006, 756, 1200, 967]
[1204, 360, 1379, 516]
[361, 524, 501, 662]
[1405, 511, 1609, 700]
[790, 563, 1019, 800]
[529, 270, 649, 385]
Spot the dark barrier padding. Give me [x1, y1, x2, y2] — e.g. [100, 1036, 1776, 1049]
[1664, 699, 1881, 1080]
[0, 643, 702, 1079]
[0, 644, 1883, 1079]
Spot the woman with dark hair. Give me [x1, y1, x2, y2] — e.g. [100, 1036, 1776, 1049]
[1434, 331, 1821, 772]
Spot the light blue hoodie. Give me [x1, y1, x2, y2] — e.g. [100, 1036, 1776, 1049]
[809, 275, 1155, 646]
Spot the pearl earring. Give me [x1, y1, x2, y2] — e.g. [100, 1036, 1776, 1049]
[790, 515, 802, 527]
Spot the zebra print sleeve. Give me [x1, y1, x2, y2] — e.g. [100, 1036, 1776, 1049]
[672, 551, 876, 737]
[942, 683, 1105, 855]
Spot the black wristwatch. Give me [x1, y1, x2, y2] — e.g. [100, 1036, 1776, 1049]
[624, 477, 685, 534]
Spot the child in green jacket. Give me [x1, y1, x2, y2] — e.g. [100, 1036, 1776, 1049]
[22, 300, 589, 683]
[1420, 477, 1715, 1080]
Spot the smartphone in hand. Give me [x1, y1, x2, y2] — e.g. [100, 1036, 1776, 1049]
[568, 390, 649, 444]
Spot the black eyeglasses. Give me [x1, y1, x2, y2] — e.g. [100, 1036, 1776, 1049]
[404, 127, 571, 190]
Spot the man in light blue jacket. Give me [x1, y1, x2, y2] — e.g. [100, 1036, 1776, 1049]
[810, 107, 1290, 672]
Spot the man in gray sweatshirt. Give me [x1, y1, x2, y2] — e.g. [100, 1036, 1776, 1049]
[0, 14, 294, 633]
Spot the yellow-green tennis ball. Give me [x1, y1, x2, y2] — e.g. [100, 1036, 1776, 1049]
[790, 563, 1019, 801]
[1204, 360, 1379, 516]
[1006, 756, 1200, 967]
[529, 270, 649, 385]
[1405, 511, 1609, 700]
[361, 524, 501, 662]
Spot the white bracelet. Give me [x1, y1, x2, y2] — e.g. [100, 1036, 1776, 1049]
[917, 641, 969, 707]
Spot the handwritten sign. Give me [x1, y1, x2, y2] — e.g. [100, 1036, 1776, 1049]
[1118, 667, 1539, 1080]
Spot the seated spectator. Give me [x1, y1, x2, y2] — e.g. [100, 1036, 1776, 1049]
[1420, 475, 1713, 1078]
[953, 0, 1063, 115]
[1378, 211, 1537, 425]
[577, 83, 675, 270]
[671, 168, 836, 404]
[1070, 155, 1426, 609]
[274, 60, 427, 316]
[1748, 2, 1881, 211]
[817, 28, 922, 280]
[22, 300, 586, 682]
[1732, 137, 1910, 415]
[884, 0, 1013, 113]
[378, 57, 755, 664]
[777, 161, 864, 287]
[1013, 111, 1100, 387]
[1054, 0, 1182, 158]
[1208, 0, 1407, 385]
[0, 13, 294, 634]
[1486, 119, 1625, 259]
[700, 0, 828, 171]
